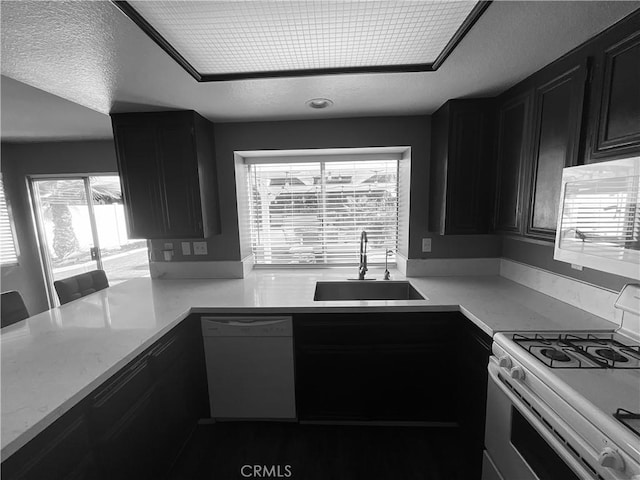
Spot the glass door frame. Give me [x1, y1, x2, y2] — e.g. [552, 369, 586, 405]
[29, 174, 110, 308]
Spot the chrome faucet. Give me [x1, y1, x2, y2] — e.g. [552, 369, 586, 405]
[358, 230, 368, 280]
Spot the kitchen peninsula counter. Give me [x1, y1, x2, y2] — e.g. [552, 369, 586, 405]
[1, 268, 617, 460]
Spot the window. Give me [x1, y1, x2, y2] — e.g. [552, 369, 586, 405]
[246, 157, 399, 265]
[0, 174, 19, 265]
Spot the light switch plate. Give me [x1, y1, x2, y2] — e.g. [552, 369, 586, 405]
[193, 241, 208, 255]
[181, 242, 192, 255]
[422, 238, 432, 253]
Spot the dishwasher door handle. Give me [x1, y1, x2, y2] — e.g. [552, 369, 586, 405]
[201, 316, 293, 336]
[208, 319, 288, 327]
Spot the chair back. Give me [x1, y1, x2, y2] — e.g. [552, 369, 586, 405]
[54, 270, 109, 305]
[1, 291, 29, 328]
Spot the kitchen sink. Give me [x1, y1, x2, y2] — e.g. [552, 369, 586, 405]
[313, 281, 425, 301]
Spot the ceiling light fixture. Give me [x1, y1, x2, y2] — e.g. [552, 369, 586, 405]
[306, 98, 333, 109]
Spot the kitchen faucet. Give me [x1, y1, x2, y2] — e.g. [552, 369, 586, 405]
[384, 249, 392, 280]
[358, 230, 368, 280]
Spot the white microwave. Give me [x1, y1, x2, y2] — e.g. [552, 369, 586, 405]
[554, 156, 640, 280]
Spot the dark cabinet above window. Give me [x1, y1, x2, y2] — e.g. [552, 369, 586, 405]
[429, 99, 495, 235]
[111, 111, 220, 239]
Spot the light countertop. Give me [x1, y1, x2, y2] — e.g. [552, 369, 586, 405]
[1, 268, 617, 460]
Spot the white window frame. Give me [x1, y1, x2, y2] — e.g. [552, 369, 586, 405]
[234, 147, 411, 268]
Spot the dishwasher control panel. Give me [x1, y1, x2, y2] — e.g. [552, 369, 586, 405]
[201, 316, 293, 337]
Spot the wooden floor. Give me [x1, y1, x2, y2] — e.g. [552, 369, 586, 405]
[168, 422, 463, 480]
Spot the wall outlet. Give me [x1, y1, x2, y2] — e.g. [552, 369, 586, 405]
[181, 242, 192, 256]
[422, 238, 432, 253]
[163, 242, 174, 261]
[193, 241, 208, 255]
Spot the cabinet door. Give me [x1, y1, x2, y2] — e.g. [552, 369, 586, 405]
[447, 106, 492, 233]
[1, 414, 96, 480]
[527, 62, 587, 239]
[90, 358, 160, 480]
[149, 329, 201, 468]
[591, 30, 640, 160]
[457, 321, 492, 480]
[294, 313, 458, 422]
[94, 391, 160, 480]
[113, 123, 165, 238]
[157, 122, 204, 237]
[494, 92, 532, 233]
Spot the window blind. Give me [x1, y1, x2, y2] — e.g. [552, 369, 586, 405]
[559, 175, 640, 260]
[0, 175, 19, 265]
[247, 159, 398, 265]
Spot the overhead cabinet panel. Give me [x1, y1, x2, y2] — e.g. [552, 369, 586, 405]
[429, 99, 494, 235]
[494, 92, 532, 234]
[593, 29, 640, 158]
[526, 62, 587, 239]
[111, 111, 220, 239]
[112, 124, 165, 237]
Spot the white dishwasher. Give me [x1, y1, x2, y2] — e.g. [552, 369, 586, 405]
[201, 316, 296, 420]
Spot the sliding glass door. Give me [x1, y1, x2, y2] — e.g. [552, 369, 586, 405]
[31, 175, 149, 306]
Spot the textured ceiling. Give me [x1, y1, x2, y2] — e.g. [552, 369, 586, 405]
[1, 1, 639, 142]
[128, 1, 478, 74]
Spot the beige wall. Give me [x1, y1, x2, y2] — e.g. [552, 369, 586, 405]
[1, 141, 118, 314]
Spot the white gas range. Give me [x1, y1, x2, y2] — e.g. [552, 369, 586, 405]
[483, 284, 640, 480]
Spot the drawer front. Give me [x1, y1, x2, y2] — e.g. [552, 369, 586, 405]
[90, 357, 154, 433]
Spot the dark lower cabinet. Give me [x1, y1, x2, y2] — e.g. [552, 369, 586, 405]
[94, 391, 160, 480]
[295, 311, 491, 479]
[1, 316, 208, 480]
[0, 409, 97, 480]
[457, 319, 492, 480]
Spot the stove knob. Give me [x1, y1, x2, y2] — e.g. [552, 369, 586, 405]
[510, 366, 526, 381]
[498, 356, 512, 369]
[599, 447, 625, 471]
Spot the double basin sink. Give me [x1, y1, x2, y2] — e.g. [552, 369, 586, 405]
[314, 280, 425, 301]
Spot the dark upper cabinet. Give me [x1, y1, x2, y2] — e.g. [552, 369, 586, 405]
[429, 99, 494, 234]
[526, 61, 588, 239]
[494, 91, 533, 234]
[111, 111, 221, 239]
[587, 26, 640, 161]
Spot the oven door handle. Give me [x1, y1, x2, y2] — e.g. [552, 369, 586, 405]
[487, 359, 598, 480]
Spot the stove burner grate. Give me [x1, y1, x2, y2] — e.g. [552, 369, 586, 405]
[512, 333, 640, 369]
[540, 348, 571, 362]
[614, 408, 640, 438]
[594, 348, 628, 363]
